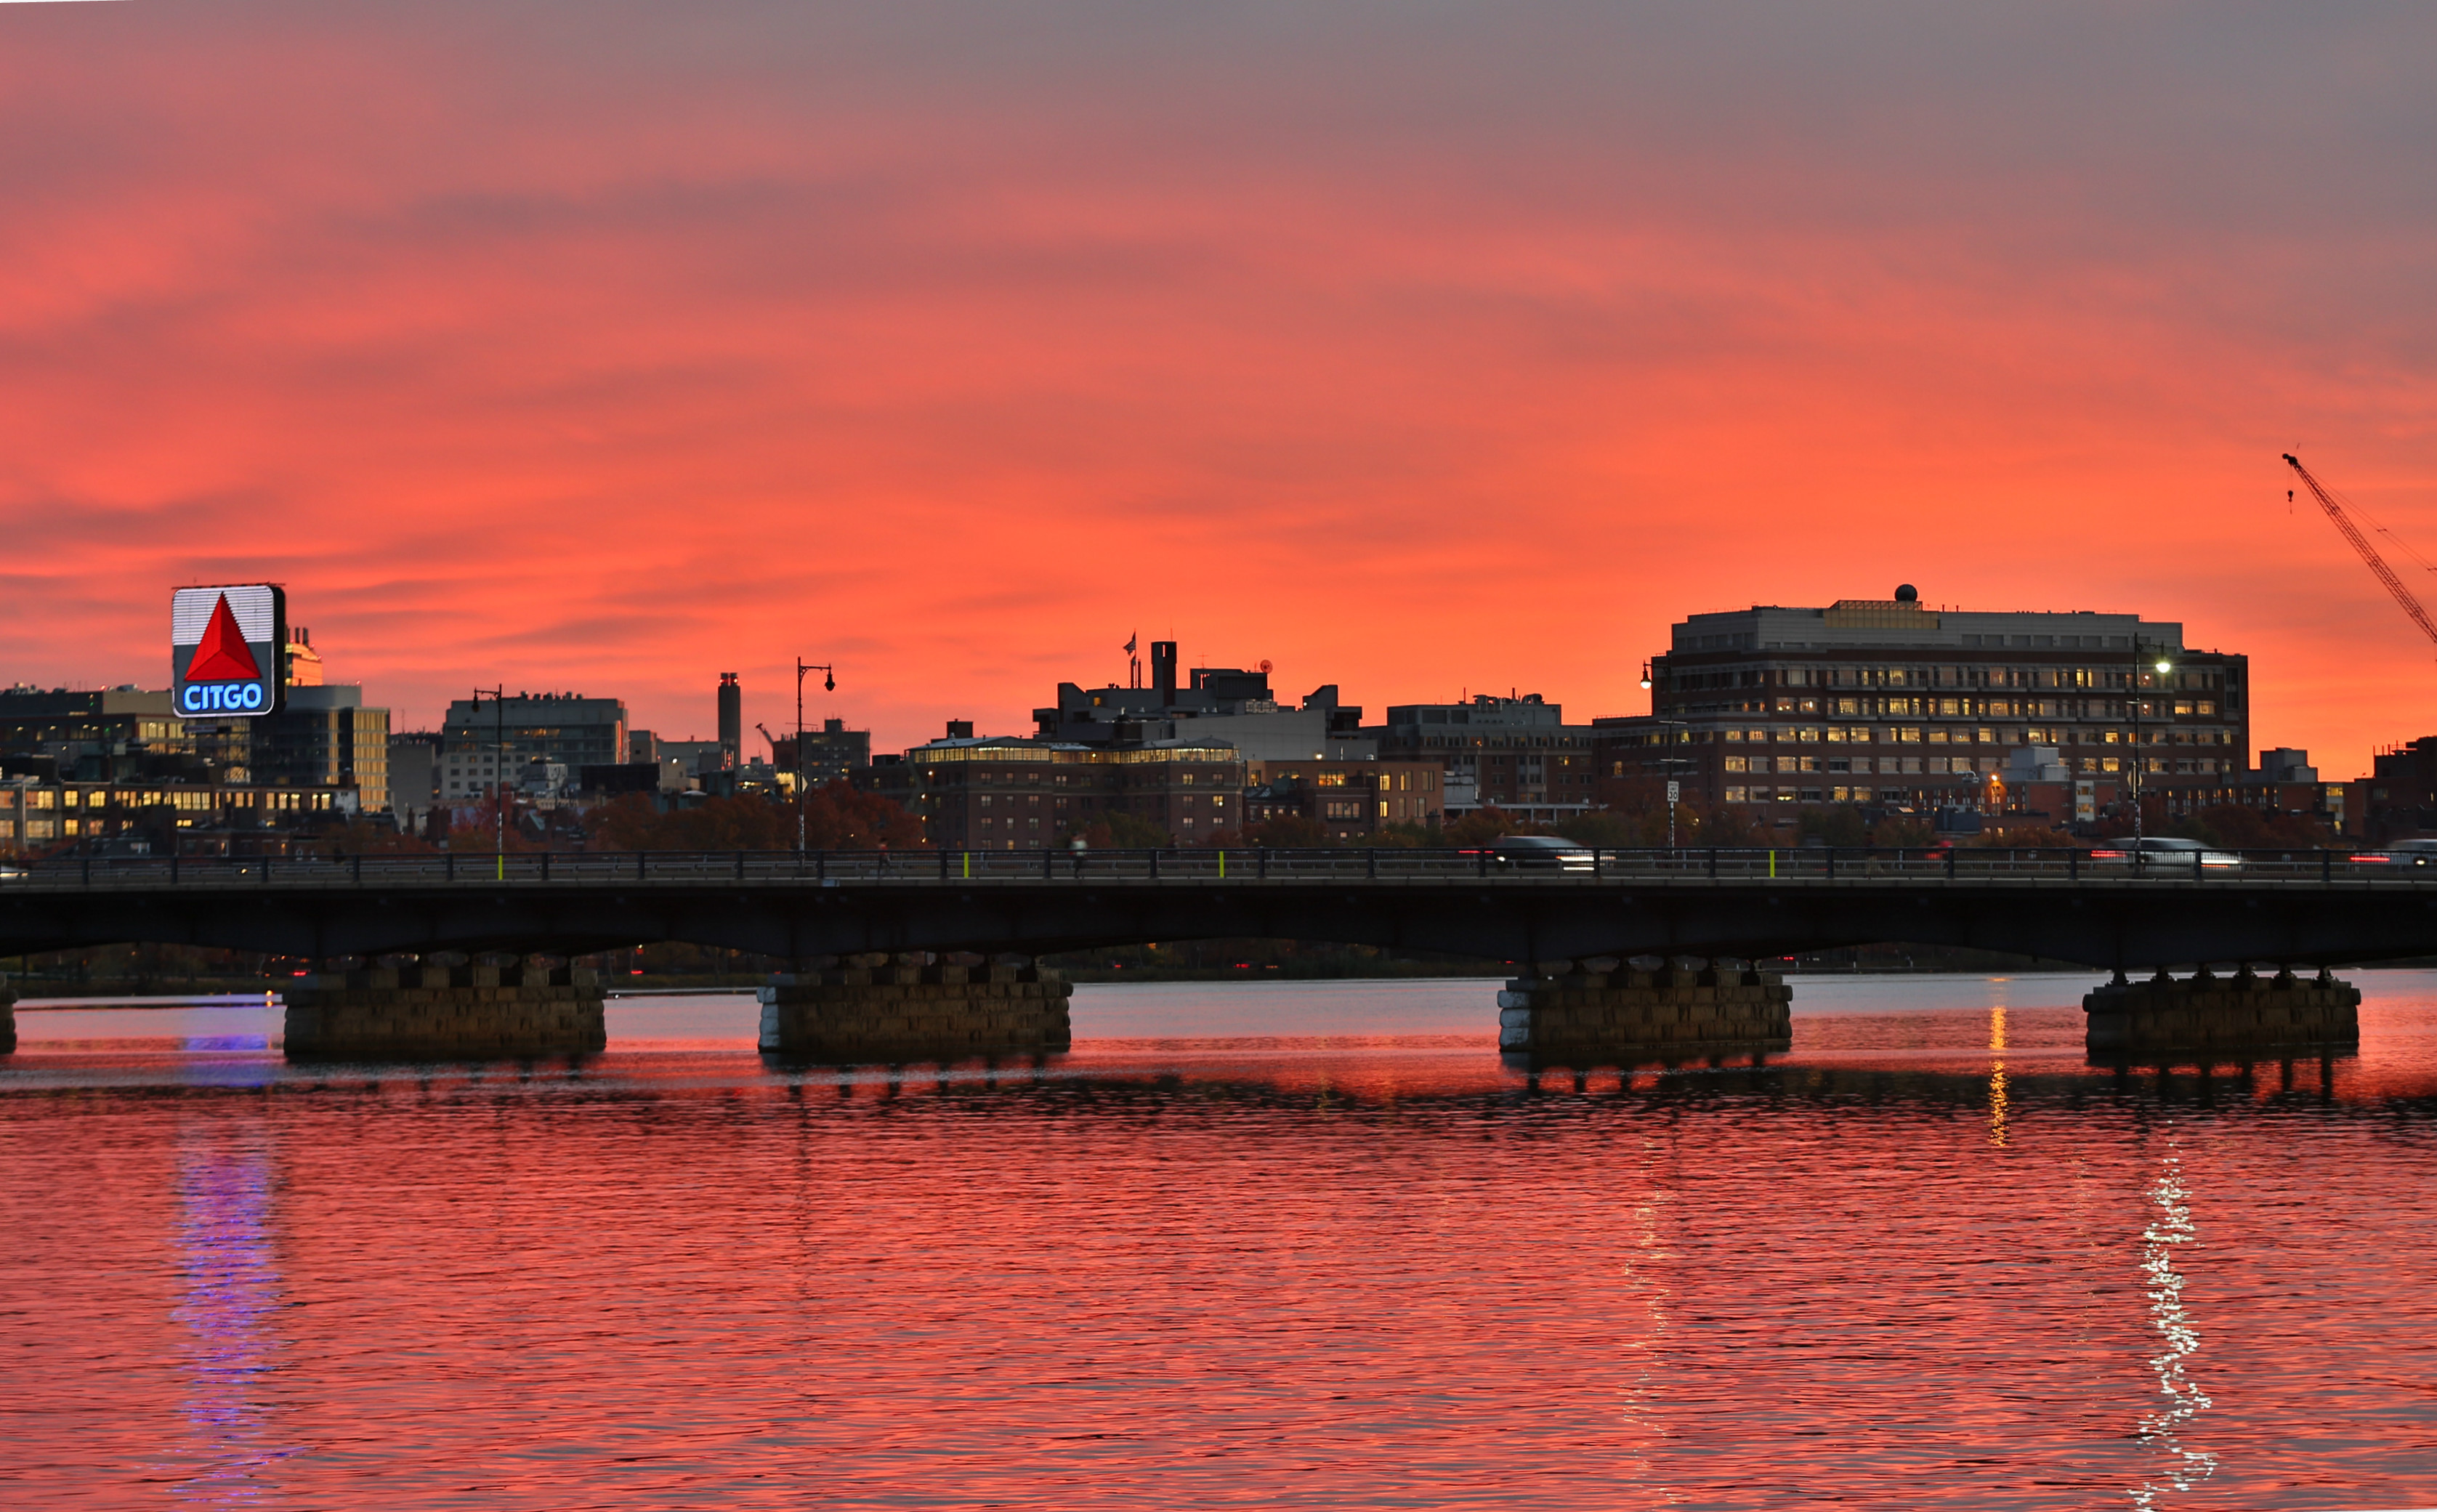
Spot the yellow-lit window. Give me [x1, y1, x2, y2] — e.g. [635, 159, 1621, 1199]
[1378, 801, 1389, 817]
[1723, 729, 1744, 742]
[1315, 772, 1348, 788]
[1378, 775, 1391, 791]
[1724, 756, 1748, 773]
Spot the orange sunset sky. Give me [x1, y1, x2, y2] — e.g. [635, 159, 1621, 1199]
[3, 3, 2433, 776]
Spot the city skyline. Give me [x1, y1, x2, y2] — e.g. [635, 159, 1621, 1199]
[4, 5, 2433, 774]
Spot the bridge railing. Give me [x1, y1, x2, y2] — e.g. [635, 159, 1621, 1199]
[0, 844, 2418, 887]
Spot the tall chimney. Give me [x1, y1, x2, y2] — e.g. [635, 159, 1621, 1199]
[717, 672, 742, 769]
[1152, 641, 1178, 708]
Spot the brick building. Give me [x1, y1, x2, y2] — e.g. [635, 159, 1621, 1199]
[904, 734, 1244, 849]
[1240, 759, 1444, 838]
[2353, 737, 2437, 842]
[1367, 695, 1601, 824]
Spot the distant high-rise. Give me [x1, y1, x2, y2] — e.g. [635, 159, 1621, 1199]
[716, 673, 742, 770]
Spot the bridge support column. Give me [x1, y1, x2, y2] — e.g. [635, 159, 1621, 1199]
[1498, 958, 1792, 1063]
[283, 964, 606, 1059]
[1, 987, 14, 1055]
[759, 955, 1072, 1061]
[2084, 966, 2359, 1056]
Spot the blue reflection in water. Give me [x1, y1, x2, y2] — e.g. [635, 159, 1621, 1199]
[171, 1125, 286, 1504]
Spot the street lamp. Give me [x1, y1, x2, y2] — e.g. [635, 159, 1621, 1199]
[2127, 643, 2173, 844]
[795, 660, 836, 853]
[474, 685, 506, 878]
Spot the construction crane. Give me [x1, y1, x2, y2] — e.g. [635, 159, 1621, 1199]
[2284, 452, 2437, 657]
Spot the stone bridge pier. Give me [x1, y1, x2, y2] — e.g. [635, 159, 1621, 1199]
[283, 958, 607, 1059]
[2084, 966, 2360, 1057]
[759, 953, 1072, 1062]
[1, 987, 15, 1056]
[1497, 956, 1793, 1064]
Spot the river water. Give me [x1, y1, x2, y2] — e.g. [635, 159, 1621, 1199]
[5, 974, 2436, 1510]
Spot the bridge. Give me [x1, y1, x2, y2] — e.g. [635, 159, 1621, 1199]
[4, 846, 2433, 970]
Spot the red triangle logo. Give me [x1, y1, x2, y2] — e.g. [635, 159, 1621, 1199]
[186, 594, 262, 682]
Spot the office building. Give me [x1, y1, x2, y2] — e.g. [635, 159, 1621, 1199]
[1, 771, 350, 856]
[249, 685, 389, 813]
[1369, 695, 1602, 824]
[0, 685, 189, 775]
[388, 732, 442, 825]
[440, 692, 628, 801]
[783, 717, 873, 786]
[1623, 586, 2250, 816]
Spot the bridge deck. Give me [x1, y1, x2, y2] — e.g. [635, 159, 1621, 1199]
[2, 845, 2426, 891]
[6, 849, 2435, 969]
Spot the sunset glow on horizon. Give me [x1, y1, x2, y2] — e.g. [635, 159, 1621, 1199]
[4, 3, 2434, 774]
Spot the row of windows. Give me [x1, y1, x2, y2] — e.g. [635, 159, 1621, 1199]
[1672, 664, 2224, 692]
[1703, 696, 2219, 719]
[1407, 735, 1591, 750]
[3, 788, 328, 812]
[978, 793, 1230, 810]
[1723, 753, 2226, 778]
[1717, 726, 2229, 747]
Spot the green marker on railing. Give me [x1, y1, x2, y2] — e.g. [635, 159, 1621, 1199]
[1218, 850, 1226, 879]
[962, 852, 971, 879]
[1769, 849, 1777, 879]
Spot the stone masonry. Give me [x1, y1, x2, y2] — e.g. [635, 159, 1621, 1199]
[759, 957, 1072, 1060]
[1498, 958, 1793, 1061]
[283, 965, 607, 1059]
[2084, 966, 2359, 1056]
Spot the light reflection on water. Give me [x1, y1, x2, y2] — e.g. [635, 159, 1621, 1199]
[169, 1118, 288, 1505]
[4, 974, 2437, 1509]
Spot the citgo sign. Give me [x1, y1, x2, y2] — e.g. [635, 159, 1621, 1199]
[171, 584, 287, 718]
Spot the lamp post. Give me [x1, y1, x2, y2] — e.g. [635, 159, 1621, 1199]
[2127, 642, 2173, 843]
[795, 660, 835, 853]
[474, 685, 505, 877]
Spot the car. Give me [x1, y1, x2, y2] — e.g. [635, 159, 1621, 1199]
[1479, 835, 1597, 873]
[2348, 837, 2437, 868]
[2085, 836, 2242, 873]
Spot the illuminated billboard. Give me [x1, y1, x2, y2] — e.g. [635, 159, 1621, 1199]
[171, 584, 287, 717]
